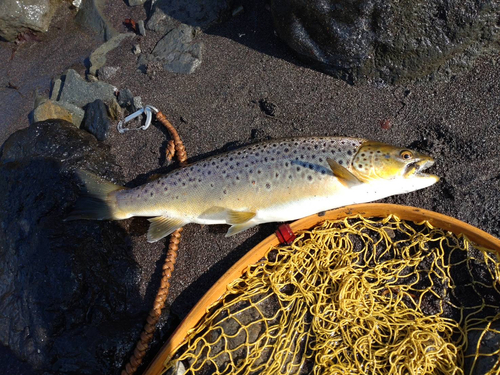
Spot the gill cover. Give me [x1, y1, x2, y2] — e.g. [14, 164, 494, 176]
[351, 141, 436, 181]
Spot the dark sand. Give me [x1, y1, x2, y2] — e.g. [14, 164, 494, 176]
[0, 1, 499, 371]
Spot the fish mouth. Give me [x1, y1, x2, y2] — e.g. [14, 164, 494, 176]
[404, 157, 438, 180]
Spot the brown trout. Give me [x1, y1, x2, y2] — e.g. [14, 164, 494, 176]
[68, 137, 438, 242]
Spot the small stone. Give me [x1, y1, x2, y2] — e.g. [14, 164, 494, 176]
[87, 74, 98, 82]
[89, 33, 134, 76]
[152, 23, 203, 74]
[81, 99, 111, 141]
[118, 89, 134, 109]
[107, 99, 123, 120]
[50, 78, 62, 100]
[133, 96, 142, 111]
[98, 66, 120, 81]
[58, 69, 117, 108]
[137, 20, 146, 36]
[127, 0, 146, 6]
[258, 99, 278, 117]
[75, 0, 118, 41]
[132, 44, 141, 55]
[31, 100, 85, 128]
[0, 0, 62, 41]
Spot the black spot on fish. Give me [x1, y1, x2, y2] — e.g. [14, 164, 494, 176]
[319, 157, 323, 162]
[230, 165, 234, 169]
[358, 164, 363, 168]
[229, 157, 233, 161]
[284, 148, 289, 152]
[207, 171, 212, 175]
[275, 172, 279, 178]
[150, 192, 154, 197]
[266, 183, 271, 189]
[255, 152, 260, 156]
[339, 160, 344, 165]
[289, 175, 293, 179]
[296, 167, 301, 171]
[182, 182, 186, 186]
[198, 178, 202, 182]
[347, 150, 352, 156]
[311, 155, 316, 159]
[164, 187, 168, 191]
[223, 189, 227, 195]
[307, 175, 313, 181]
[264, 157, 268, 162]
[285, 162, 290, 167]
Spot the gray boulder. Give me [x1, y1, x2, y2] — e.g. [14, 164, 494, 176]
[89, 33, 134, 76]
[0, 0, 62, 41]
[55, 69, 118, 108]
[270, 0, 500, 84]
[0, 120, 145, 373]
[147, 0, 233, 32]
[151, 23, 203, 74]
[75, 0, 118, 41]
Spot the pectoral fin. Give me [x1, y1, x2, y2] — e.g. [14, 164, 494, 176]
[225, 221, 258, 237]
[326, 158, 363, 188]
[200, 206, 256, 225]
[147, 216, 186, 243]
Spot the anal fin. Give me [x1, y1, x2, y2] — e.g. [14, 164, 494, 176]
[225, 221, 258, 237]
[147, 216, 186, 243]
[200, 206, 256, 225]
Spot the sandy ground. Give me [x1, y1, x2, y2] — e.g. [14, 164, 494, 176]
[1, 1, 499, 372]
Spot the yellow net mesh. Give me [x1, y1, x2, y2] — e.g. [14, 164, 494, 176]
[163, 215, 500, 375]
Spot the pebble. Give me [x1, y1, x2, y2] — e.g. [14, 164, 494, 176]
[81, 99, 111, 141]
[31, 99, 85, 128]
[89, 33, 134, 76]
[138, 20, 146, 36]
[151, 23, 203, 74]
[133, 44, 141, 55]
[56, 69, 117, 108]
[118, 89, 134, 109]
[98, 66, 120, 81]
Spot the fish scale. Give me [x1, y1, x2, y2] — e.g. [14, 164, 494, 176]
[68, 137, 439, 242]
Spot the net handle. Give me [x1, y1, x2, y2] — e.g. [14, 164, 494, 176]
[143, 203, 500, 375]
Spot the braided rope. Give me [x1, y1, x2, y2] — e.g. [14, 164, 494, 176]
[122, 111, 187, 375]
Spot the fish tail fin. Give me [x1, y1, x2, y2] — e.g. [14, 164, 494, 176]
[66, 170, 126, 221]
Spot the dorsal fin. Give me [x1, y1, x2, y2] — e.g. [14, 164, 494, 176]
[326, 158, 363, 188]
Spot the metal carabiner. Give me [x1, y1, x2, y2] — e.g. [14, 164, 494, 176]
[117, 105, 159, 133]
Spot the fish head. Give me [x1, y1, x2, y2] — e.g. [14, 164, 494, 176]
[351, 141, 439, 185]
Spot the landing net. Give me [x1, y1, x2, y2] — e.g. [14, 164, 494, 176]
[163, 215, 500, 375]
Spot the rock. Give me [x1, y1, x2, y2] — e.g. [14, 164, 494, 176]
[75, 0, 118, 41]
[258, 99, 278, 117]
[0, 120, 144, 374]
[107, 98, 123, 120]
[98, 66, 120, 81]
[31, 99, 85, 127]
[56, 69, 118, 108]
[81, 99, 112, 141]
[0, 0, 62, 42]
[89, 33, 134, 76]
[50, 78, 62, 100]
[118, 88, 134, 109]
[138, 20, 146, 36]
[133, 96, 143, 111]
[127, 0, 146, 5]
[151, 24, 203, 74]
[270, 0, 500, 84]
[147, 0, 233, 32]
[133, 44, 141, 54]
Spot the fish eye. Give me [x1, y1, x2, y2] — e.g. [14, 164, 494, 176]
[400, 150, 413, 160]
